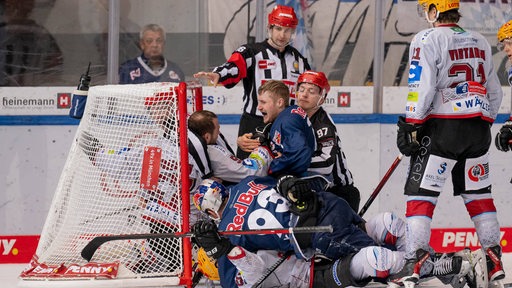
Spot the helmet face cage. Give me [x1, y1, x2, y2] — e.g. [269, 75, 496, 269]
[268, 5, 298, 29]
[297, 71, 330, 97]
[193, 179, 228, 214]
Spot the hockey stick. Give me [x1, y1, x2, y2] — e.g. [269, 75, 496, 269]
[251, 250, 294, 288]
[81, 225, 333, 261]
[358, 153, 403, 217]
[79, 204, 140, 225]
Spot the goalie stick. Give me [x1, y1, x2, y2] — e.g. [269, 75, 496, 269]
[81, 225, 333, 261]
[358, 153, 403, 217]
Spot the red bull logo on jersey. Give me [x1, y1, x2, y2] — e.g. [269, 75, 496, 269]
[226, 181, 267, 231]
[291, 106, 307, 118]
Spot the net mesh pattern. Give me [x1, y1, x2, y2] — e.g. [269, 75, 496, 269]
[35, 82, 188, 277]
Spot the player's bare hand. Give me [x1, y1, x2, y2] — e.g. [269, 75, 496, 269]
[193, 71, 220, 87]
[237, 133, 260, 152]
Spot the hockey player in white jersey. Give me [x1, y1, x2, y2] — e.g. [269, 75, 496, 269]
[494, 20, 512, 152]
[391, 1, 505, 287]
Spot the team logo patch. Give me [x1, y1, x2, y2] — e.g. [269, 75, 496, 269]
[408, 61, 422, 83]
[130, 68, 141, 81]
[273, 130, 282, 145]
[467, 163, 489, 182]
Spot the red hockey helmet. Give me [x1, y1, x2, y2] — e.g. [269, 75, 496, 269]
[268, 5, 298, 29]
[297, 71, 330, 97]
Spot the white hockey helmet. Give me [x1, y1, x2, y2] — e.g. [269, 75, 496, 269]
[193, 179, 228, 216]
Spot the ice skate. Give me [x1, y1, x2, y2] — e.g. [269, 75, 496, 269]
[387, 249, 430, 288]
[486, 246, 505, 282]
[431, 250, 471, 288]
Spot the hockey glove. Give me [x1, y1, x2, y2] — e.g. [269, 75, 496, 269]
[396, 116, 421, 156]
[276, 175, 313, 203]
[192, 220, 234, 260]
[251, 123, 272, 147]
[495, 121, 512, 152]
[248, 146, 274, 168]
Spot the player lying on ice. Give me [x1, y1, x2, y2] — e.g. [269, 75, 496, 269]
[192, 175, 475, 287]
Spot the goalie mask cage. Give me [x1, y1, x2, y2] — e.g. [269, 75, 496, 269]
[19, 82, 203, 287]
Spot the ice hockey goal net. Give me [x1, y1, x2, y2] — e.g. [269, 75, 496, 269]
[19, 82, 202, 287]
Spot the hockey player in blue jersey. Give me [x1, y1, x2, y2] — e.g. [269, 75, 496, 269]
[254, 80, 316, 177]
[192, 177, 472, 287]
[118, 24, 184, 84]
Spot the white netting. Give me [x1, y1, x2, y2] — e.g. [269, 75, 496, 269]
[23, 82, 193, 283]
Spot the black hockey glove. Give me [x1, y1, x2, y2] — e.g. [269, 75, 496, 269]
[251, 123, 272, 147]
[396, 116, 421, 156]
[78, 131, 102, 162]
[495, 121, 512, 152]
[192, 220, 234, 260]
[276, 175, 319, 217]
[276, 175, 313, 203]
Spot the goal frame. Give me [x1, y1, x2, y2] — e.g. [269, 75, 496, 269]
[18, 81, 202, 288]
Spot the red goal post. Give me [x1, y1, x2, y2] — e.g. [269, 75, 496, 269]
[19, 81, 203, 287]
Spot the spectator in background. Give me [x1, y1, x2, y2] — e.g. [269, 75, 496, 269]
[0, 0, 63, 86]
[194, 5, 311, 159]
[119, 23, 184, 84]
